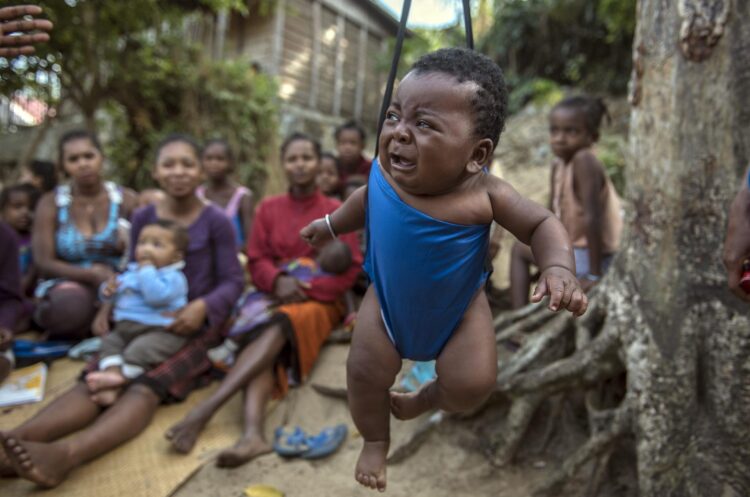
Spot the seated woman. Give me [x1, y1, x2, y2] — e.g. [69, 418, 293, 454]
[0, 134, 244, 487]
[166, 132, 362, 468]
[32, 130, 138, 340]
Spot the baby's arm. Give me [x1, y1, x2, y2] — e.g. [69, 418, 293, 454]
[488, 177, 587, 315]
[300, 185, 367, 247]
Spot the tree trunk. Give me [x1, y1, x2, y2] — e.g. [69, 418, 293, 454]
[623, 0, 750, 494]
[486, 1, 750, 495]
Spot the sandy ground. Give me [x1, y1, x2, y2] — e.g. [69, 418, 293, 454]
[174, 343, 554, 497]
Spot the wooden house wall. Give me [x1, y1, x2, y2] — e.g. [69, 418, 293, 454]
[222, 0, 395, 149]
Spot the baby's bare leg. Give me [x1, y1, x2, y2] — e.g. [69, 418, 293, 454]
[391, 290, 497, 419]
[347, 286, 401, 492]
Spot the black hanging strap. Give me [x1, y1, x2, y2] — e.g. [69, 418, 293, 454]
[462, 0, 474, 49]
[375, 1, 474, 155]
[375, 0, 411, 154]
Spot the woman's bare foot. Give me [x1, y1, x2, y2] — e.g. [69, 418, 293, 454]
[165, 410, 211, 453]
[85, 370, 126, 393]
[355, 440, 388, 492]
[0, 443, 17, 477]
[0, 433, 71, 488]
[215, 435, 272, 468]
[90, 386, 122, 407]
[389, 384, 434, 420]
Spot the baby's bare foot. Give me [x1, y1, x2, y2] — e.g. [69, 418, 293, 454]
[165, 410, 210, 454]
[389, 384, 434, 420]
[86, 370, 126, 393]
[355, 440, 388, 492]
[0, 433, 71, 488]
[216, 435, 272, 468]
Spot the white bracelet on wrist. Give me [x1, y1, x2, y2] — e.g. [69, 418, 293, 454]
[324, 214, 338, 239]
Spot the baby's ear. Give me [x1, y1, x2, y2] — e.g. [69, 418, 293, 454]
[466, 138, 494, 174]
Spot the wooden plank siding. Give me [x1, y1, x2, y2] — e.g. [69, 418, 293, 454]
[279, 0, 314, 107]
[221, 0, 397, 148]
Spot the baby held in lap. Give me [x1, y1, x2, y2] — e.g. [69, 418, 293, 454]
[86, 220, 189, 405]
[208, 240, 353, 369]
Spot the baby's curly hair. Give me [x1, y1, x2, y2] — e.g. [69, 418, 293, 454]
[411, 48, 508, 150]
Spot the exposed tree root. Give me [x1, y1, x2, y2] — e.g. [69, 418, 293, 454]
[491, 392, 546, 466]
[531, 400, 632, 496]
[498, 324, 622, 397]
[311, 383, 348, 400]
[497, 312, 572, 382]
[485, 290, 635, 495]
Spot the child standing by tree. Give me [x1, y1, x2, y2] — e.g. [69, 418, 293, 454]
[197, 139, 254, 252]
[510, 95, 622, 308]
[301, 48, 587, 492]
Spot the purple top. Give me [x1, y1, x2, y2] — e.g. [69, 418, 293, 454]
[0, 222, 24, 330]
[129, 204, 244, 327]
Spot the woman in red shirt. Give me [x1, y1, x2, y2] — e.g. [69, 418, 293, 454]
[166, 133, 362, 467]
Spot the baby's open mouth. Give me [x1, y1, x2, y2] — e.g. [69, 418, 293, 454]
[390, 153, 415, 170]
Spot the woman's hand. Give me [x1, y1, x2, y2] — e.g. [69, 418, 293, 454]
[88, 263, 116, 287]
[0, 5, 53, 58]
[273, 275, 308, 303]
[166, 299, 208, 336]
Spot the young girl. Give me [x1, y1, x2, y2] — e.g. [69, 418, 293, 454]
[197, 139, 254, 252]
[301, 48, 587, 492]
[0, 184, 38, 297]
[510, 96, 622, 308]
[317, 152, 342, 198]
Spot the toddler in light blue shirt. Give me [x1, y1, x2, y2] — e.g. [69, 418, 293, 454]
[85, 220, 189, 405]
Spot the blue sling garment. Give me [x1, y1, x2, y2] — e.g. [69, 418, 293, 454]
[363, 159, 491, 361]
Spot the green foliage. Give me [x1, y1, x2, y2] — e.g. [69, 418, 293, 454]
[480, 0, 636, 99]
[507, 77, 564, 114]
[105, 33, 277, 191]
[1, 0, 278, 193]
[597, 133, 627, 195]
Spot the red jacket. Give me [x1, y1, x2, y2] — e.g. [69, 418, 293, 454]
[247, 190, 362, 302]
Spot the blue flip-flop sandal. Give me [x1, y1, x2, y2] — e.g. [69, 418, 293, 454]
[300, 424, 348, 460]
[13, 339, 72, 361]
[273, 426, 310, 457]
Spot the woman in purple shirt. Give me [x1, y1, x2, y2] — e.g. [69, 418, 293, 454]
[0, 134, 244, 487]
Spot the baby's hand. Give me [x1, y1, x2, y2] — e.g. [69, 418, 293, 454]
[300, 218, 333, 247]
[101, 276, 120, 299]
[531, 266, 588, 316]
